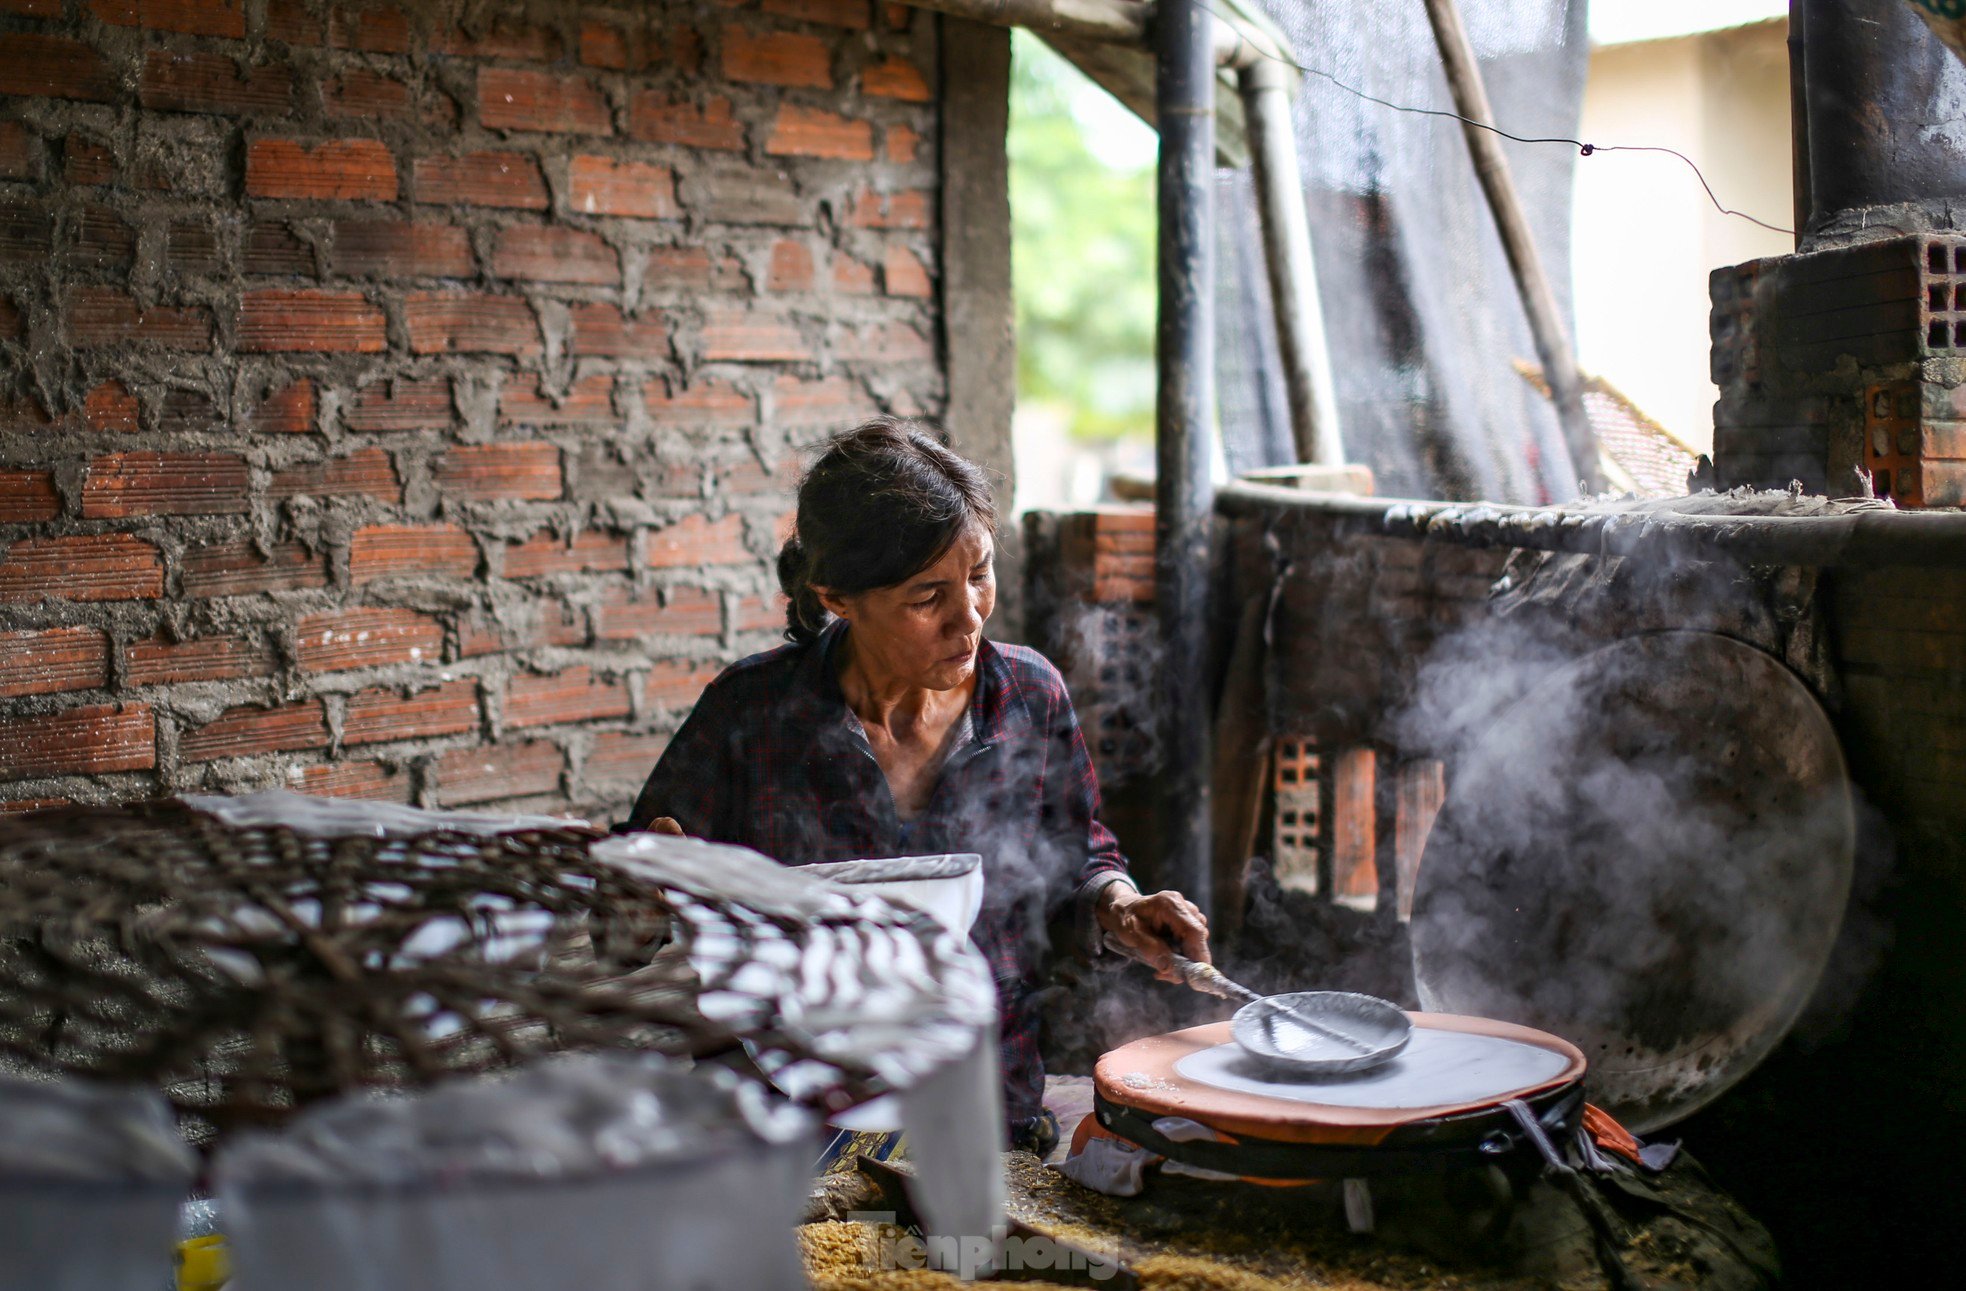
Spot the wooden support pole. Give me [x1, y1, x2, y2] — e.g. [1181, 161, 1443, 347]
[1420, 0, 1598, 493]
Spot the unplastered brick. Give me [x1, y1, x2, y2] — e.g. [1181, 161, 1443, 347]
[722, 26, 831, 88]
[646, 511, 750, 567]
[628, 93, 745, 151]
[490, 225, 619, 285]
[349, 523, 478, 583]
[182, 538, 327, 597]
[478, 67, 614, 136]
[92, 0, 247, 39]
[765, 105, 872, 160]
[0, 626, 110, 699]
[330, 220, 476, 278]
[344, 377, 454, 432]
[343, 679, 480, 745]
[268, 448, 402, 502]
[404, 293, 542, 356]
[238, 290, 387, 353]
[0, 470, 61, 523]
[503, 528, 631, 578]
[181, 698, 328, 762]
[295, 606, 443, 672]
[139, 50, 294, 116]
[569, 302, 669, 358]
[432, 441, 565, 501]
[247, 138, 398, 201]
[436, 738, 564, 805]
[584, 729, 667, 787]
[413, 151, 549, 209]
[286, 759, 411, 802]
[568, 155, 679, 219]
[504, 665, 631, 728]
[0, 0, 947, 820]
[595, 585, 721, 639]
[0, 534, 164, 602]
[125, 631, 272, 686]
[0, 703, 152, 780]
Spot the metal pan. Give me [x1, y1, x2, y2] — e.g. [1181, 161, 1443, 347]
[1230, 990, 1413, 1076]
[1106, 936, 1412, 1076]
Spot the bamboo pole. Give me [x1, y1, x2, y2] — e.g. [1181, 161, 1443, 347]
[1420, 0, 1598, 493]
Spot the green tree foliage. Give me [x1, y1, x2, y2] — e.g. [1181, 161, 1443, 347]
[1009, 32, 1158, 443]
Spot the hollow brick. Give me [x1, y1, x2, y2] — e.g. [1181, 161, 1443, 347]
[646, 659, 721, 709]
[862, 57, 930, 102]
[585, 730, 668, 788]
[0, 122, 38, 181]
[0, 535, 164, 603]
[884, 245, 931, 297]
[0, 703, 153, 780]
[499, 373, 616, 426]
[66, 288, 212, 349]
[0, 626, 110, 699]
[849, 187, 930, 229]
[643, 378, 754, 426]
[700, 306, 808, 362]
[326, 6, 411, 54]
[286, 759, 410, 802]
[764, 0, 870, 29]
[248, 379, 317, 434]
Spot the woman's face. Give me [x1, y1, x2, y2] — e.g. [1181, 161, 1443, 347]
[818, 525, 996, 691]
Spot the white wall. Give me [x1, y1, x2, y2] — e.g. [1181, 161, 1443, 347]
[1572, 21, 1793, 455]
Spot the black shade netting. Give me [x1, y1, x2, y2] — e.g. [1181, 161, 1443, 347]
[1215, 0, 1589, 504]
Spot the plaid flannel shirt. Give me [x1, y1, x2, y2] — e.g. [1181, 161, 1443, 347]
[622, 620, 1135, 1125]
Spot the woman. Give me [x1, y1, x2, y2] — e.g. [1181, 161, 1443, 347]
[623, 417, 1210, 1150]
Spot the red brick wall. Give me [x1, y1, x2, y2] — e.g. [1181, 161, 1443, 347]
[0, 0, 941, 819]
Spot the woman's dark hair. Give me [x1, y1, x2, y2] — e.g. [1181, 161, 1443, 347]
[777, 416, 998, 643]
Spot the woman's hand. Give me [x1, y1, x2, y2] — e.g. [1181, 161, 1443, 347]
[647, 817, 686, 837]
[1096, 885, 1211, 984]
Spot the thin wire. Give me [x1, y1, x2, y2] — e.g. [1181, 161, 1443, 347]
[1205, 4, 1797, 237]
